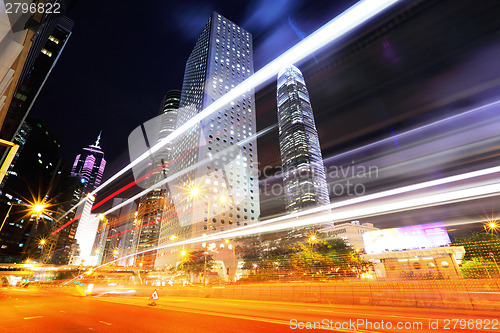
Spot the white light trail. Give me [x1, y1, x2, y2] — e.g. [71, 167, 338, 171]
[90, 0, 401, 197]
[77, 165, 500, 278]
[101, 125, 275, 216]
[325, 99, 500, 162]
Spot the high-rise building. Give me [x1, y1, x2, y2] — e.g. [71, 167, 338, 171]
[134, 90, 180, 269]
[277, 65, 329, 213]
[1, 15, 73, 142]
[155, 13, 259, 272]
[69, 193, 98, 265]
[48, 174, 83, 265]
[0, 118, 63, 262]
[71, 133, 106, 192]
[108, 198, 138, 267]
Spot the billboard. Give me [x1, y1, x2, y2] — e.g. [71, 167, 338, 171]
[362, 222, 451, 254]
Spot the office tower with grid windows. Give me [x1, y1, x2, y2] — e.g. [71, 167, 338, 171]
[277, 65, 329, 213]
[155, 13, 259, 270]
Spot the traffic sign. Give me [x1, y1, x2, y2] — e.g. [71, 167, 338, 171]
[489, 252, 495, 258]
[149, 289, 159, 300]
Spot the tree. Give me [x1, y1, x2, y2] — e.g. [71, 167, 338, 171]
[239, 231, 367, 280]
[177, 249, 214, 279]
[454, 232, 500, 279]
[454, 232, 500, 261]
[460, 258, 499, 279]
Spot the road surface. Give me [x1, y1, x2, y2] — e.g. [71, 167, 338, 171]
[1, 286, 499, 332]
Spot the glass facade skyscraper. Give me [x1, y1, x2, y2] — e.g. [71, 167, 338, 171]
[134, 90, 180, 269]
[71, 133, 106, 192]
[277, 65, 329, 212]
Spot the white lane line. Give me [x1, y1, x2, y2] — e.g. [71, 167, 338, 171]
[24, 316, 44, 320]
[99, 321, 112, 326]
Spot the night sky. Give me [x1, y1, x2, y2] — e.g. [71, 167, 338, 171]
[27, 0, 500, 226]
[29, 0, 354, 177]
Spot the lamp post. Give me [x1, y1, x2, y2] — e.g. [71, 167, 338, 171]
[308, 235, 317, 277]
[187, 184, 231, 285]
[1, 201, 45, 233]
[39, 239, 47, 263]
[222, 239, 236, 283]
[1, 201, 47, 258]
[484, 221, 499, 234]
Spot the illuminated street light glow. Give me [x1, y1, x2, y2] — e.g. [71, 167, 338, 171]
[39, 239, 46, 246]
[32, 203, 45, 215]
[189, 186, 200, 199]
[484, 221, 499, 234]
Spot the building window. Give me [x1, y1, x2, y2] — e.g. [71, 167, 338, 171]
[49, 35, 60, 44]
[41, 48, 53, 57]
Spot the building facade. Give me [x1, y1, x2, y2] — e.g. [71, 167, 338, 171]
[0, 118, 63, 262]
[320, 221, 379, 250]
[69, 194, 99, 265]
[1, 14, 73, 143]
[155, 13, 260, 271]
[71, 133, 106, 192]
[277, 65, 330, 213]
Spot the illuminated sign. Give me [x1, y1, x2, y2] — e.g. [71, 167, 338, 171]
[362, 222, 451, 254]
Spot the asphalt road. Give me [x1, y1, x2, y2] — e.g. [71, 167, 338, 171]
[1, 286, 499, 332]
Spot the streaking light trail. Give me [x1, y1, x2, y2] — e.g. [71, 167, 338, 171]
[66, 164, 500, 283]
[101, 125, 276, 217]
[89, 0, 401, 199]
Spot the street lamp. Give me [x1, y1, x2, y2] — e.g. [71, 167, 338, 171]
[484, 221, 499, 234]
[189, 186, 200, 199]
[32, 204, 45, 215]
[0, 201, 46, 233]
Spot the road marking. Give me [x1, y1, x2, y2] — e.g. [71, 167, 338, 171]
[24, 316, 43, 320]
[307, 309, 334, 313]
[99, 321, 112, 326]
[92, 297, 372, 332]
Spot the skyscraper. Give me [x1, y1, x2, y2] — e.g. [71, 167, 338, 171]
[1, 14, 74, 143]
[71, 133, 106, 192]
[0, 118, 63, 262]
[156, 13, 259, 271]
[134, 91, 180, 269]
[277, 65, 329, 213]
[69, 193, 98, 265]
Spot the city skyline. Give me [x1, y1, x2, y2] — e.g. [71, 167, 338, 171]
[1, 1, 500, 330]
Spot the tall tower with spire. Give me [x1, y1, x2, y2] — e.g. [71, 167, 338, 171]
[71, 132, 106, 191]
